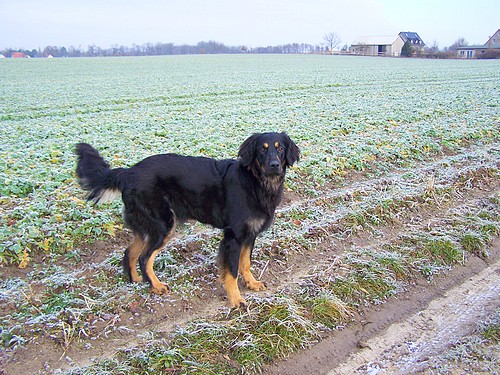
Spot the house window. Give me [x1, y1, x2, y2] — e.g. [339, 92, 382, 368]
[460, 51, 465, 55]
[466, 50, 473, 58]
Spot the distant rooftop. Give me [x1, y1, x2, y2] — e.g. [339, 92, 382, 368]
[400, 31, 425, 45]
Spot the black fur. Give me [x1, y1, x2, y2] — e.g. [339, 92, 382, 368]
[75, 132, 300, 305]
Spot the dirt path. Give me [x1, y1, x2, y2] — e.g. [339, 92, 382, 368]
[333, 254, 500, 374]
[264, 241, 500, 375]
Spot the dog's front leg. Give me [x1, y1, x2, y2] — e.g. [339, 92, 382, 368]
[218, 228, 246, 308]
[239, 243, 266, 291]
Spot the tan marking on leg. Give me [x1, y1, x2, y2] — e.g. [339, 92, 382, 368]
[146, 219, 176, 295]
[239, 245, 266, 291]
[128, 236, 145, 282]
[220, 267, 246, 308]
[146, 249, 169, 295]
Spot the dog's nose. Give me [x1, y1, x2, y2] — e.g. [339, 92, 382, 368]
[269, 160, 280, 170]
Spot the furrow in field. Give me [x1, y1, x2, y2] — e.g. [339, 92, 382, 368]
[271, 144, 499, 237]
[1, 72, 494, 122]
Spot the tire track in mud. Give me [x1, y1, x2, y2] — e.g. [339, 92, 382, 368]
[331, 254, 500, 375]
[264, 240, 500, 375]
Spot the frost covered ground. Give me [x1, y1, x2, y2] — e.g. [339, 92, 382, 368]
[1, 55, 499, 374]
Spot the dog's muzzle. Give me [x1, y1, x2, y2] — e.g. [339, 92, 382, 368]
[268, 160, 282, 175]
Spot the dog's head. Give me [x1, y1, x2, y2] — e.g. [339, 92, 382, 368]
[238, 132, 300, 178]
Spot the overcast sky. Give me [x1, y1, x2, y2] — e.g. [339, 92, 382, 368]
[2, 0, 499, 50]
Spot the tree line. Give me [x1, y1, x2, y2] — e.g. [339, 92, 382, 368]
[1, 40, 324, 58]
[3, 35, 496, 59]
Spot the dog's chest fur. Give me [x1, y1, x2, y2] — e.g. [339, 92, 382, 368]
[245, 217, 268, 236]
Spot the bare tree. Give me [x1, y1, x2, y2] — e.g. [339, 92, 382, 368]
[428, 40, 440, 53]
[323, 32, 342, 52]
[448, 37, 468, 51]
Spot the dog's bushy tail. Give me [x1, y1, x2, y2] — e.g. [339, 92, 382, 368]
[75, 143, 125, 204]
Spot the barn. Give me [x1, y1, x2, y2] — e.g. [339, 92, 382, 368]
[350, 31, 425, 57]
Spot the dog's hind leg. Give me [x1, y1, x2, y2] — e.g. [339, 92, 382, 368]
[142, 247, 168, 295]
[123, 235, 146, 283]
[139, 215, 176, 295]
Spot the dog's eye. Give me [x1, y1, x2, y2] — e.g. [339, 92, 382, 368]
[277, 146, 284, 153]
[259, 146, 267, 153]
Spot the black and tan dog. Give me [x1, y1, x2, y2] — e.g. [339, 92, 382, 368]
[75, 132, 299, 308]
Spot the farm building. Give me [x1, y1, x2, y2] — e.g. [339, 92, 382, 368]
[350, 31, 425, 57]
[456, 28, 500, 58]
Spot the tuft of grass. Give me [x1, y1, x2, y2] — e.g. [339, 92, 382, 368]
[480, 311, 500, 344]
[0, 326, 25, 350]
[478, 223, 499, 238]
[460, 232, 487, 258]
[374, 251, 410, 279]
[482, 324, 500, 344]
[308, 293, 352, 329]
[424, 238, 463, 265]
[233, 302, 313, 371]
[327, 270, 397, 306]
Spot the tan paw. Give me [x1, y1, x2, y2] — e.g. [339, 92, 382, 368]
[131, 275, 143, 283]
[228, 297, 248, 309]
[246, 280, 266, 291]
[150, 283, 169, 295]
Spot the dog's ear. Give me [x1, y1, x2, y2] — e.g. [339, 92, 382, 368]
[282, 132, 300, 166]
[238, 133, 260, 167]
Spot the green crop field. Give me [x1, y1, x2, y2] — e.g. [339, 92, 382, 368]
[1, 55, 497, 265]
[1, 55, 499, 374]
